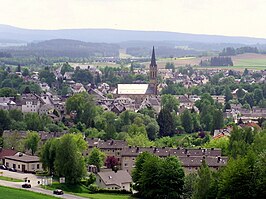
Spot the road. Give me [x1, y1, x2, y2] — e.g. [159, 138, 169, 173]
[0, 170, 88, 199]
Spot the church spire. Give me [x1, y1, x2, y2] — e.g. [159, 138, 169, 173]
[150, 46, 157, 67]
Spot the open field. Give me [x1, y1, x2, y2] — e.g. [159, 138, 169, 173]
[69, 62, 121, 69]
[0, 186, 57, 199]
[0, 176, 23, 182]
[141, 53, 266, 71]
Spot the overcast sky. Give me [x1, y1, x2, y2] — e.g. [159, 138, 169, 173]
[0, 0, 265, 38]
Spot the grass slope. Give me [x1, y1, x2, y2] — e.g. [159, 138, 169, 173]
[76, 192, 135, 199]
[0, 186, 57, 199]
[0, 176, 23, 182]
[42, 182, 135, 199]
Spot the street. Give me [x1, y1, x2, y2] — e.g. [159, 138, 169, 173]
[0, 170, 88, 199]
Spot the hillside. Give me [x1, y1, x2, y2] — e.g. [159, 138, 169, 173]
[3, 39, 120, 58]
[1, 24, 266, 45]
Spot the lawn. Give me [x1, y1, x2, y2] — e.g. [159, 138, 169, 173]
[0, 176, 23, 182]
[0, 186, 57, 199]
[76, 192, 135, 199]
[42, 182, 136, 199]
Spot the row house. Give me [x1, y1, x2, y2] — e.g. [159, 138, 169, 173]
[120, 146, 225, 174]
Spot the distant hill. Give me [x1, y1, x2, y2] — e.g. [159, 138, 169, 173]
[3, 39, 120, 58]
[1, 24, 266, 45]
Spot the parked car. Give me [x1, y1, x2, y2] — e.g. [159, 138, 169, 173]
[8, 168, 17, 172]
[53, 189, 64, 195]
[22, 183, 31, 188]
[0, 165, 7, 170]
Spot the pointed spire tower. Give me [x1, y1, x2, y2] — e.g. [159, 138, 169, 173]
[149, 46, 158, 95]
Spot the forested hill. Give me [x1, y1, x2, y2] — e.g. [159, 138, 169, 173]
[1, 24, 266, 44]
[3, 39, 120, 58]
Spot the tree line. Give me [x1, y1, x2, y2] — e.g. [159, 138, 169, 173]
[219, 46, 259, 56]
[200, 56, 233, 67]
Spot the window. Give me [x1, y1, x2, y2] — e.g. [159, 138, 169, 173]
[32, 164, 35, 170]
[124, 163, 128, 167]
[37, 164, 40, 169]
[18, 165, 20, 169]
[6, 162, 9, 167]
[13, 164, 16, 169]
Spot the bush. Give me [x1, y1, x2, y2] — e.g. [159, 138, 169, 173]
[88, 184, 99, 193]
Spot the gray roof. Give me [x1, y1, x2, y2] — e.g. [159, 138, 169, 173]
[121, 147, 222, 157]
[179, 156, 228, 167]
[5, 154, 40, 163]
[98, 140, 127, 149]
[97, 170, 132, 187]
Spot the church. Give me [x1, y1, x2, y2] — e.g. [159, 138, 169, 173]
[114, 47, 158, 104]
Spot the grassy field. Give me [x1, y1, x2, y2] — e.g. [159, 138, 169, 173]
[0, 176, 23, 182]
[0, 186, 57, 199]
[140, 53, 266, 71]
[42, 182, 136, 199]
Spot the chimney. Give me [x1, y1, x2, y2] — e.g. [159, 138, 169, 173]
[185, 149, 188, 154]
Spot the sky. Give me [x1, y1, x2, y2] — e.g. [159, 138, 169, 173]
[0, 0, 265, 38]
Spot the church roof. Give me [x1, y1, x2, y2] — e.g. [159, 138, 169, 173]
[117, 84, 154, 95]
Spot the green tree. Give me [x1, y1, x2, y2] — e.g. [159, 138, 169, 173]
[236, 88, 246, 99]
[39, 69, 56, 87]
[40, 138, 58, 175]
[161, 94, 179, 112]
[212, 109, 224, 131]
[157, 108, 175, 137]
[181, 109, 193, 133]
[165, 62, 175, 70]
[87, 147, 105, 171]
[146, 121, 159, 140]
[126, 134, 154, 147]
[192, 160, 212, 199]
[55, 134, 87, 184]
[254, 88, 264, 105]
[218, 152, 257, 199]
[24, 113, 44, 131]
[224, 86, 233, 103]
[22, 68, 30, 77]
[60, 62, 74, 75]
[24, 131, 40, 155]
[0, 110, 11, 131]
[183, 173, 197, 199]
[133, 153, 184, 199]
[0, 87, 17, 97]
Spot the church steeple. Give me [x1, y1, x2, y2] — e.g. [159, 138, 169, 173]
[149, 46, 158, 95]
[150, 46, 157, 67]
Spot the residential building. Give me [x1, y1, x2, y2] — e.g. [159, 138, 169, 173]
[95, 170, 132, 191]
[4, 153, 43, 173]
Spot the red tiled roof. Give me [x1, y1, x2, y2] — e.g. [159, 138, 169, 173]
[0, 149, 17, 159]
